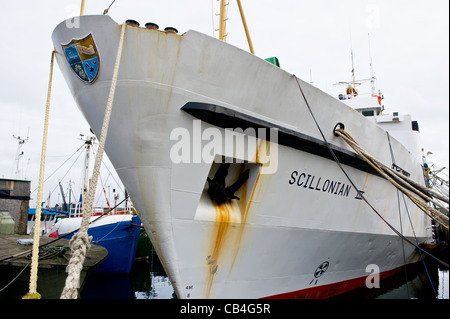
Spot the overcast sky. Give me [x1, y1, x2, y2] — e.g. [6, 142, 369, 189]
[0, 0, 448, 208]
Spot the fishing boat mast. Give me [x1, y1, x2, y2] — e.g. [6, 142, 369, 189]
[12, 134, 29, 179]
[80, 135, 95, 210]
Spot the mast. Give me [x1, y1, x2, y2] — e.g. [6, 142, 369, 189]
[59, 180, 68, 212]
[219, 0, 228, 41]
[350, 40, 356, 97]
[80, 0, 86, 16]
[68, 180, 73, 214]
[12, 134, 29, 179]
[81, 136, 95, 210]
[218, 0, 255, 54]
[368, 33, 376, 96]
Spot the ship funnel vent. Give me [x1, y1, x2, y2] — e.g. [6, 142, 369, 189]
[145, 22, 159, 30]
[125, 19, 140, 27]
[164, 27, 178, 34]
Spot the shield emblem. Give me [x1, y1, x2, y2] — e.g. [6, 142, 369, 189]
[62, 34, 100, 83]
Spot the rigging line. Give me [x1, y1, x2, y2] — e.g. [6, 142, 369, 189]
[0, 261, 31, 293]
[48, 148, 86, 200]
[402, 189, 438, 295]
[91, 215, 132, 245]
[89, 146, 107, 207]
[103, 0, 117, 15]
[387, 131, 436, 297]
[387, 132, 411, 297]
[396, 188, 411, 298]
[292, 75, 449, 268]
[91, 144, 125, 196]
[398, 171, 440, 294]
[30, 143, 85, 195]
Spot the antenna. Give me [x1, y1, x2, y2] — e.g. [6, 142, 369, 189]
[346, 30, 358, 98]
[350, 31, 355, 89]
[368, 33, 376, 96]
[12, 134, 29, 179]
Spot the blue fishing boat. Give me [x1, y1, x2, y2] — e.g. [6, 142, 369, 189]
[31, 135, 142, 274]
[49, 214, 141, 273]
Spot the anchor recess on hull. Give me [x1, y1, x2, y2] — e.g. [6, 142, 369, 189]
[207, 162, 250, 204]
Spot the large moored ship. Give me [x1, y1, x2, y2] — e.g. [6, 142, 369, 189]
[51, 3, 447, 298]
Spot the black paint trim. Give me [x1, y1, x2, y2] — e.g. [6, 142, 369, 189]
[181, 102, 381, 177]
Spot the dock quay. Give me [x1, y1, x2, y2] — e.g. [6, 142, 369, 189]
[0, 235, 107, 299]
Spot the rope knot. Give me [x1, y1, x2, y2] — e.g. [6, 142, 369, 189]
[69, 232, 92, 252]
[60, 232, 93, 299]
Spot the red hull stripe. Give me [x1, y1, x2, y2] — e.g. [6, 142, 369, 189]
[261, 266, 405, 299]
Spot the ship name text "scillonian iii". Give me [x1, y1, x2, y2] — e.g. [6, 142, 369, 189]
[288, 170, 360, 199]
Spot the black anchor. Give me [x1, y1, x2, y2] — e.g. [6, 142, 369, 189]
[207, 162, 249, 204]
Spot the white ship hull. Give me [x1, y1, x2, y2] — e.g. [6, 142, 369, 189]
[52, 15, 432, 298]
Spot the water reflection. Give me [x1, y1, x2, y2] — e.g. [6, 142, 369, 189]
[80, 256, 175, 299]
[333, 261, 448, 299]
[81, 256, 447, 299]
[438, 268, 449, 299]
[81, 273, 135, 299]
[131, 258, 175, 299]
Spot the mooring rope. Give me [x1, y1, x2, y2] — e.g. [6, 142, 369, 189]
[335, 127, 449, 230]
[293, 75, 449, 268]
[60, 22, 127, 299]
[339, 128, 448, 205]
[22, 50, 56, 300]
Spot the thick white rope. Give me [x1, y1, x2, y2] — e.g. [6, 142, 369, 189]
[335, 128, 449, 230]
[60, 22, 127, 299]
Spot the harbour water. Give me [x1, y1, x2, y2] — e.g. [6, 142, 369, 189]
[80, 253, 449, 300]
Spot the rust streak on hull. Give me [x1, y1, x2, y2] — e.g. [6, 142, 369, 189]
[205, 201, 232, 298]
